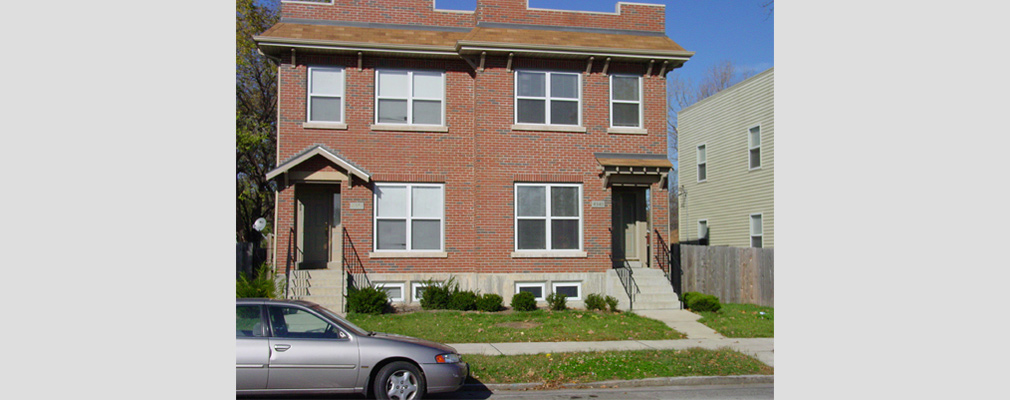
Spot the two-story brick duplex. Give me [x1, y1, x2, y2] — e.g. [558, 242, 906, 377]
[256, 0, 693, 312]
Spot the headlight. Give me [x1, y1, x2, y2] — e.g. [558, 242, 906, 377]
[435, 353, 462, 363]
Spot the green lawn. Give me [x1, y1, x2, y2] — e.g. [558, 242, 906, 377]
[694, 303, 774, 338]
[466, 348, 772, 385]
[347, 309, 686, 343]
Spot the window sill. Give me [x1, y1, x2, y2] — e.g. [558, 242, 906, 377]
[302, 122, 348, 130]
[511, 124, 587, 133]
[370, 124, 449, 132]
[369, 251, 448, 258]
[607, 127, 648, 135]
[510, 251, 587, 258]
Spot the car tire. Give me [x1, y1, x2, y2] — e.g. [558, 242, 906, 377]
[374, 361, 426, 400]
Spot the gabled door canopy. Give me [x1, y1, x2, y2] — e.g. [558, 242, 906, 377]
[266, 145, 371, 183]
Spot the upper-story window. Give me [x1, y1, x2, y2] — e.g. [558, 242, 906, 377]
[748, 125, 761, 169]
[515, 71, 581, 126]
[610, 75, 642, 128]
[697, 144, 707, 182]
[374, 183, 445, 252]
[375, 70, 445, 126]
[307, 66, 345, 123]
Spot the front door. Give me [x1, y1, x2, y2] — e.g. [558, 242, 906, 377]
[296, 185, 341, 269]
[612, 188, 648, 268]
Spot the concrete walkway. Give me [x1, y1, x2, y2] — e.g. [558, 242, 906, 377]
[448, 309, 774, 367]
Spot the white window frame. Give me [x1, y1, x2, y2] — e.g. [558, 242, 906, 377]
[516, 282, 547, 301]
[514, 70, 582, 127]
[750, 213, 763, 248]
[748, 125, 762, 170]
[307, 66, 345, 123]
[513, 183, 583, 252]
[374, 69, 445, 126]
[697, 219, 709, 240]
[609, 74, 643, 128]
[551, 281, 582, 301]
[411, 282, 434, 303]
[375, 282, 405, 302]
[373, 183, 445, 252]
[697, 144, 707, 182]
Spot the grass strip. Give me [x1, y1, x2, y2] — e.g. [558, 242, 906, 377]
[466, 348, 772, 385]
[694, 303, 774, 338]
[348, 310, 685, 343]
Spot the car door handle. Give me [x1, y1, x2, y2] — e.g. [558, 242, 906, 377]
[273, 344, 291, 352]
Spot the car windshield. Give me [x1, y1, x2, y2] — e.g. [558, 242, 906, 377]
[312, 305, 371, 336]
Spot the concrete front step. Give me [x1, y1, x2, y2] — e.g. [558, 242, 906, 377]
[628, 268, 680, 310]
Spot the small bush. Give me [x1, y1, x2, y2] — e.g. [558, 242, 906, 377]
[476, 293, 504, 312]
[546, 292, 567, 311]
[237, 264, 280, 298]
[420, 277, 457, 310]
[687, 293, 722, 312]
[584, 293, 607, 311]
[510, 291, 537, 311]
[449, 290, 479, 311]
[681, 291, 701, 304]
[347, 286, 389, 314]
[605, 295, 620, 312]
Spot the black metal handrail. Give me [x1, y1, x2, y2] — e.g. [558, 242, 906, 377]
[342, 228, 370, 293]
[613, 259, 639, 310]
[654, 229, 672, 282]
[284, 226, 296, 299]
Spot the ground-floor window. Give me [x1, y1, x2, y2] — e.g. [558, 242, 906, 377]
[551, 281, 582, 300]
[514, 183, 582, 251]
[373, 183, 444, 252]
[750, 214, 763, 248]
[515, 282, 546, 301]
[375, 282, 405, 302]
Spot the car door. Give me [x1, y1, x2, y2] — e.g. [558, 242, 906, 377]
[236, 304, 269, 390]
[265, 304, 360, 390]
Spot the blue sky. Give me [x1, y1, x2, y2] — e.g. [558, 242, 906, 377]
[435, 0, 774, 84]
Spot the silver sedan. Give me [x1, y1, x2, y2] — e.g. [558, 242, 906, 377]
[237, 298, 469, 399]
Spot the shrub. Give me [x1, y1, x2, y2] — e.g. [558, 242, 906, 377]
[546, 292, 567, 311]
[420, 277, 457, 310]
[681, 291, 701, 305]
[449, 290, 479, 311]
[510, 291, 537, 311]
[237, 264, 280, 298]
[584, 293, 607, 311]
[476, 293, 504, 312]
[605, 295, 620, 312]
[347, 286, 389, 314]
[686, 293, 722, 312]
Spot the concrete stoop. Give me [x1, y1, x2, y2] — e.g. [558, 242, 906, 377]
[287, 269, 344, 312]
[628, 267, 681, 310]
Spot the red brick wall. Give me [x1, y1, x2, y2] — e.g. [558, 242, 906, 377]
[476, 0, 666, 32]
[281, 0, 474, 28]
[272, 0, 672, 276]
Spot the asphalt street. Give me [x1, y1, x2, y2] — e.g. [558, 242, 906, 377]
[240, 383, 774, 400]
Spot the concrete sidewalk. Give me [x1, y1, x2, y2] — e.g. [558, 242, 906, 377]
[448, 309, 774, 367]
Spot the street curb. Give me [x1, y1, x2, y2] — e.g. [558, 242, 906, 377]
[464, 375, 773, 391]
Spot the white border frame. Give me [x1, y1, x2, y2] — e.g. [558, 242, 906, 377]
[307, 66, 345, 124]
[514, 70, 582, 127]
[609, 74, 642, 129]
[750, 213, 763, 248]
[374, 282, 406, 302]
[375, 69, 446, 126]
[694, 142, 711, 182]
[516, 282, 547, 301]
[373, 183, 446, 252]
[551, 281, 582, 301]
[514, 183, 584, 252]
[748, 124, 762, 170]
[411, 282, 434, 303]
[697, 219, 709, 241]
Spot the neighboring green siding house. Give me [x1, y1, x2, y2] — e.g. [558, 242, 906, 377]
[677, 67, 773, 248]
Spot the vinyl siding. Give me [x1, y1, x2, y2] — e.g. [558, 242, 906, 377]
[677, 68, 774, 248]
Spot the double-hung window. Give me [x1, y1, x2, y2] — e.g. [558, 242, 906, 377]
[748, 125, 761, 169]
[697, 144, 707, 182]
[374, 183, 444, 252]
[375, 70, 444, 125]
[610, 75, 642, 128]
[515, 71, 580, 126]
[307, 66, 345, 123]
[514, 183, 582, 251]
[750, 214, 763, 248]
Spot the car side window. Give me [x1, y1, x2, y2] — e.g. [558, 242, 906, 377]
[267, 305, 346, 339]
[236, 305, 265, 337]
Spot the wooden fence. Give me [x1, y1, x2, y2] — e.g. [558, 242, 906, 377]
[677, 244, 774, 307]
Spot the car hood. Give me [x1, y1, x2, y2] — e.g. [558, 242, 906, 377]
[368, 332, 457, 353]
